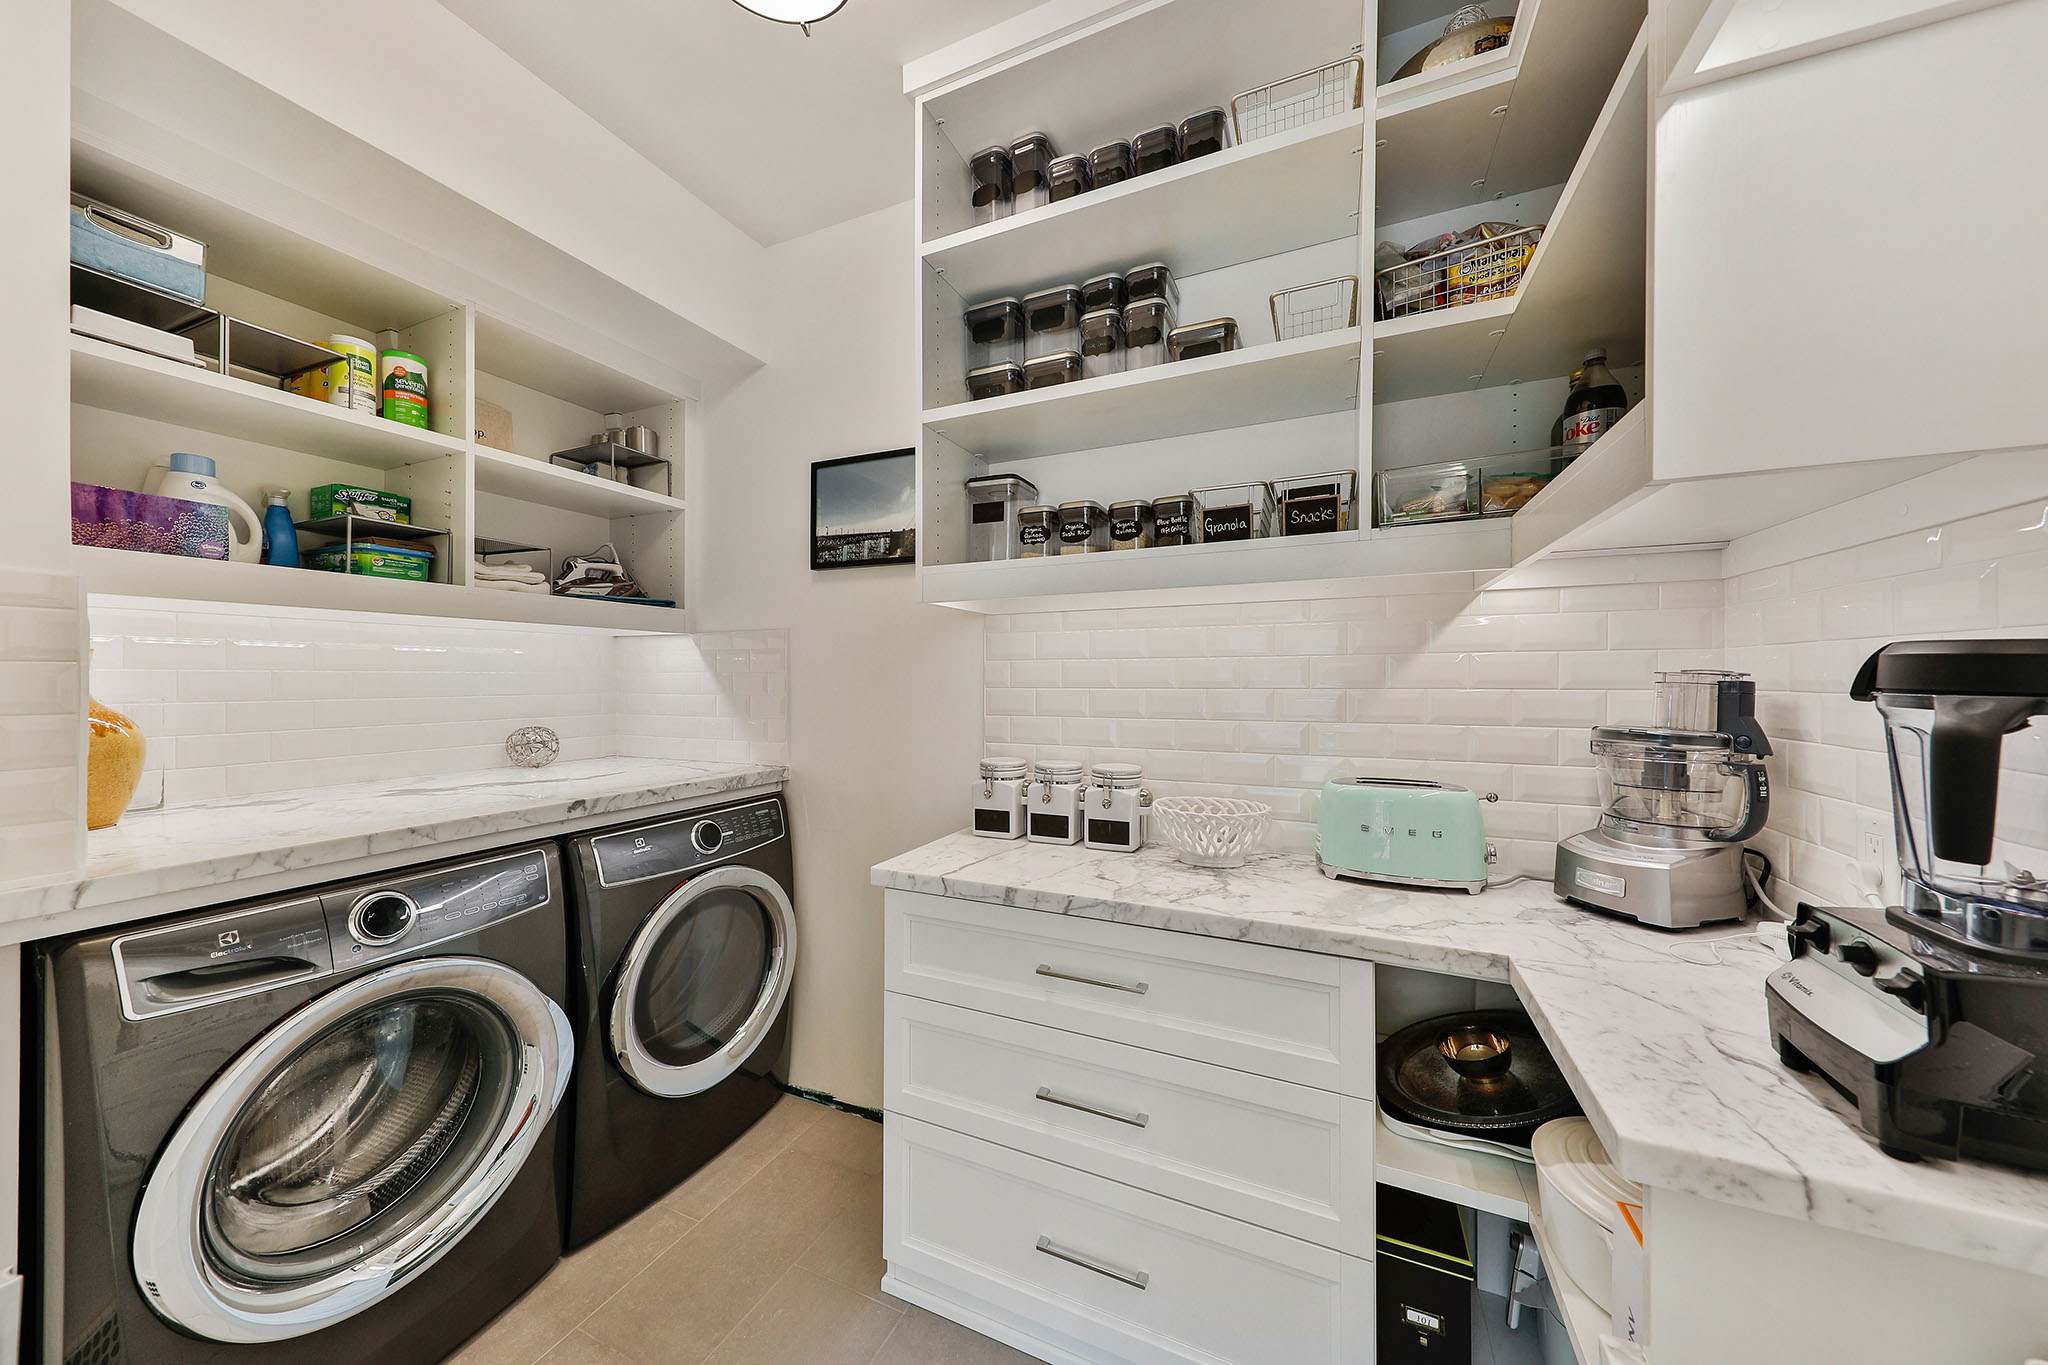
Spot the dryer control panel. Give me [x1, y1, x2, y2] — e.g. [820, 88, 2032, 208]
[593, 798, 786, 887]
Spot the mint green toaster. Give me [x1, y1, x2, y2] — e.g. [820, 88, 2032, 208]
[1317, 778, 1495, 894]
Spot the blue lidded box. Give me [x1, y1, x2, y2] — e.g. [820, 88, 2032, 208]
[70, 195, 206, 305]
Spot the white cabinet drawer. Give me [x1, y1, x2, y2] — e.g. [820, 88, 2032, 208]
[884, 890, 1374, 1094]
[884, 1116, 1372, 1365]
[886, 994, 1372, 1256]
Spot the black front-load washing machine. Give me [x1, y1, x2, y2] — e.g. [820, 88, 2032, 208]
[24, 843, 575, 1365]
[560, 792, 796, 1249]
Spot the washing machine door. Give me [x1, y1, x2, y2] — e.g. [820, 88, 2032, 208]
[131, 956, 572, 1344]
[609, 863, 797, 1098]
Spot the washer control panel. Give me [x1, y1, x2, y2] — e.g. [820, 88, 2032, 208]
[322, 847, 554, 967]
[593, 798, 786, 887]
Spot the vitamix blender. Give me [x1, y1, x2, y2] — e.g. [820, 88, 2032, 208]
[1767, 640, 2048, 1169]
[1555, 669, 1773, 929]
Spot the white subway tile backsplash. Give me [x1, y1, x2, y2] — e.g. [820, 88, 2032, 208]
[1895, 564, 2000, 633]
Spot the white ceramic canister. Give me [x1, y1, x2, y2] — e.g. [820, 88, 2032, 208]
[1084, 763, 1150, 852]
[973, 757, 1030, 840]
[1025, 760, 1086, 846]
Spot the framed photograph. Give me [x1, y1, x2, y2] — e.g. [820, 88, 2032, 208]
[811, 448, 917, 570]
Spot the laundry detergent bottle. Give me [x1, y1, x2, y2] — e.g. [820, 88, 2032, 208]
[261, 489, 300, 567]
[146, 453, 262, 563]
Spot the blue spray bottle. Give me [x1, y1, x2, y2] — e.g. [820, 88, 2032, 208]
[262, 489, 300, 567]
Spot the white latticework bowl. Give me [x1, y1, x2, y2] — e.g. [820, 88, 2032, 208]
[1148, 797, 1272, 869]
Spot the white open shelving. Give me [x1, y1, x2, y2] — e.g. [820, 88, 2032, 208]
[1375, 1116, 1539, 1222]
[472, 445, 685, 519]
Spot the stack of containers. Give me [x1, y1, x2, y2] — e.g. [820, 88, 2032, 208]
[961, 103, 1233, 222]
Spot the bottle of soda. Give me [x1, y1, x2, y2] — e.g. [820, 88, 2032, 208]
[1559, 348, 1628, 456]
[1548, 368, 1583, 448]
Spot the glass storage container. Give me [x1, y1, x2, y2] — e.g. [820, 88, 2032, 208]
[1048, 153, 1093, 203]
[1125, 262, 1181, 314]
[974, 756, 1031, 840]
[1027, 760, 1087, 845]
[1057, 499, 1110, 554]
[1168, 318, 1240, 362]
[1017, 504, 1057, 558]
[1132, 123, 1181, 175]
[1089, 140, 1134, 187]
[1152, 493, 1195, 547]
[969, 146, 1014, 225]
[1179, 106, 1232, 159]
[1108, 499, 1153, 550]
[1081, 272, 1128, 316]
[1192, 481, 1276, 542]
[964, 297, 1026, 370]
[1079, 308, 1125, 380]
[1085, 763, 1151, 852]
[965, 473, 1041, 562]
[1023, 351, 1083, 389]
[1010, 132, 1057, 211]
[967, 361, 1024, 402]
[1124, 297, 1175, 369]
[1272, 470, 1358, 535]
[1375, 449, 1566, 525]
[1023, 285, 1084, 359]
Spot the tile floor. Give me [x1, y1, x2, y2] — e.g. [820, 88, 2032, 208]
[448, 1095, 1037, 1365]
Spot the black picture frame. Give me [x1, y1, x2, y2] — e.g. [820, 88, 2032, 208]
[811, 448, 918, 571]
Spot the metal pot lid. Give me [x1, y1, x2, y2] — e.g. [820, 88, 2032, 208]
[1377, 1010, 1582, 1142]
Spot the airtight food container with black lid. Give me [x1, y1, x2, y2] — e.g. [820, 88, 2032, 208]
[1023, 351, 1083, 389]
[1132, 123, 1181, 175]
[1017, 505, 1057, 558]
[1152, 493, 1196, 547]
[1081, 272, 1128, 316]
[1010, 132, 1057, 211]
[1079, 308, 1125, 380]
[1048, 153, 1093, 203]
[1108, 498, 1154, 550]
[967, 361, 1024, 402]
[1180, 106, 1232, 159]
[1169, 318, 1240, 362]
[968, 145, 1014, 225]
[1057, 499, 1110, 554]
[964, 297, 1026, 369]
[1089, 140, 1134, 187]
[965, 473, 1041, 562]
[1124, 297, 1175, 369]
[1124, 262, 1181, 313]
[1022, 285, 1084, 359]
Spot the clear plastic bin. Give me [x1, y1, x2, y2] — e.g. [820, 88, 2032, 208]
[1089, 140, 1134, 188]
[1081, 272, 1127, 316]
[1272, 469, 1357, 535]
[1010, 132, 1056, 211]
[1180, 107, 1232, 159]
[1017, 505, 1057, 558]
[1022, 351, 1083, 389]
[964, 297, 1025, 370]
[1153, 493, 1195, 547]
[1057, 500, 1110, 554]
[965, 474, 1040, 562]
[1374, 449, 1566, 525]
[1108, 499, 1154, 550]
[967, 361, 1024, 402]
[1169, 318, 1239, 362]
[1079, 308, 1125, 380]
[1192, 481, 1276, 542]
[1048, 154, 1093, 203]
[1023, 285, 1083, 359]
[1132, 124, 1181, 175]
[968, 146, 1013, 225]
[1124, 297, 1174, 369]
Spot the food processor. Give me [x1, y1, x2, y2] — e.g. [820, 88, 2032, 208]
[1766, 640, 2048, 1170]
[1555, 669, 1772, 929]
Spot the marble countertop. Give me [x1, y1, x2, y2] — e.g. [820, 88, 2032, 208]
[874, 832, 2048, 1277]
[0, 758, 785, 936]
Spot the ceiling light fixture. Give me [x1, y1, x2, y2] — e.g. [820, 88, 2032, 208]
[730, 0, 846, 35]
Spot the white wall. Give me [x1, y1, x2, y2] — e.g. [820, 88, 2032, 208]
[694, 202, 984, 1110]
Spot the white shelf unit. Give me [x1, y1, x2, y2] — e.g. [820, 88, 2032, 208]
[910, 0, 1652, 612]
[1375, 1117, 1539, 1222]
[65, 147, 693, 633]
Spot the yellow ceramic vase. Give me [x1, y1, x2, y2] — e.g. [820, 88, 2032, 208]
[87, 695, 147, 830]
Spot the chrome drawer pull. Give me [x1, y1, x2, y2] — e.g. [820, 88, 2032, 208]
[1035, 1235, 1150, 1289]
[1035, 963, 1148, 995]
[1035, 1086, 1149, 1128]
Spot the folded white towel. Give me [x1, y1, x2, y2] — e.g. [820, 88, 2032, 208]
[473, 558, 548, 584]
[475, 578, 551, 593]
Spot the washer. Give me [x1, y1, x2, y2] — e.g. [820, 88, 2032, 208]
[25, 844, 574, 1365]
[561, 792, 796, 1249]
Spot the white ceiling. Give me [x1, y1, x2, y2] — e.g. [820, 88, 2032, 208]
[441, 0, 1038, 247]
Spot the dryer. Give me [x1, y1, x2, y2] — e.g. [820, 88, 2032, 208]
[561, 793, 796, 1249]
[25, 844, 574, 1365]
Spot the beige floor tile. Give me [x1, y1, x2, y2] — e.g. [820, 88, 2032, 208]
[789, 1108, 884, 1177]
[579, 1147, 870, 1364]
[700, 1267, 901, 1365]
[866, 1305, 1045, 1365]
[662, 1094, 826, 1221]
[537, 1328, 645, 1365]
[795, 1172, 886, 1301]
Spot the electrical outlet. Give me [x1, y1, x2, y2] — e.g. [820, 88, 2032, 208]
[1857, 810, 1896, 903]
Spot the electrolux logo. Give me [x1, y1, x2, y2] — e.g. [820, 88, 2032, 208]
[219, 929, 240, 947]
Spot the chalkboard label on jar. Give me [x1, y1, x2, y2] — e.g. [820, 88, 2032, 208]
[1087, 818, 1133, 847]
[1019, 522, 1049, 547]
[1155, 508, 1191, 544]
[974, 807, 1013, 834]
[1110, 515, 1141, 541]
[1202, 505, 1253, 542]
[1059, 518, 1093, 545]
[972, 500, 1007, 525]
[1029, 812, 1071, 840]
[1282, 492, 1342, 536]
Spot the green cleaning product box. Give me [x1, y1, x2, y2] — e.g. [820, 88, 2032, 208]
[308, 542, 435, 581]
[309, 483, 411, 524]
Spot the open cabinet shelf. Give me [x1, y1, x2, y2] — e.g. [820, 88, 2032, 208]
[1375, 1116, 1539, 1223]
[472, 445, 685, 518]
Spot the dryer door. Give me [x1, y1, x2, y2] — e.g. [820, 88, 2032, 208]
[131, 956, 572, 1344]
[609, 864, 797, 1098]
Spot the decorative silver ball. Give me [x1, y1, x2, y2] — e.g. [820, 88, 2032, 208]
[506, 725, 560, 769]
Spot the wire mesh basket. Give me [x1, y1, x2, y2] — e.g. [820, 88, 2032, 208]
[1230, 57, 1366, 143]
[1375, 224, 1543, 320]
[1270, 277, 1360, 340]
